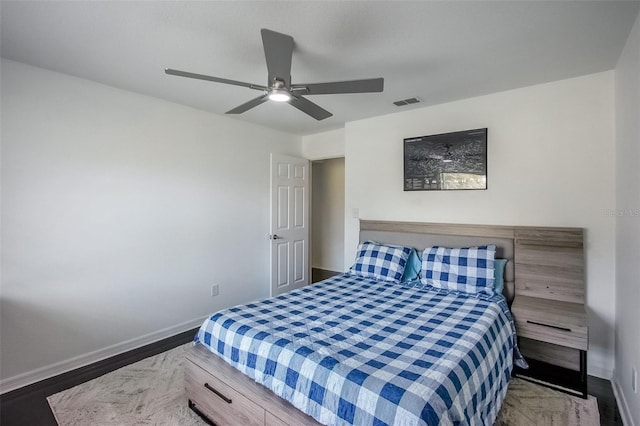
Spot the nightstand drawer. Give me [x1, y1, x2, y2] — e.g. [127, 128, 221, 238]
[511, 295, 587, 351]
[515, 317, 587, 350]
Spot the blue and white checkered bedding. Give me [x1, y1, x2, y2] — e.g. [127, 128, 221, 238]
[349, 241, 413, 283]
[195, 273, 517, 425]
[421, 245, 496, 296]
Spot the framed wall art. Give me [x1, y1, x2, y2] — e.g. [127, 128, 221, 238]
[404, 128, 487, 191]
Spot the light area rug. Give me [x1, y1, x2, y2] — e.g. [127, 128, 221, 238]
[48, 343, 600, 426]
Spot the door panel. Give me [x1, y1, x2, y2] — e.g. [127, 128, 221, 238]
[276, 242, 289, 288]
[277, 186, 289, 229]
[294, 186, 305, 228]
[278, 163, 289, 178]
[271, 154, 309, 296]
[294, 240, 305, 282]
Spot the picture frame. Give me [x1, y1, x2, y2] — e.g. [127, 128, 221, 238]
[403, 128, 487, 191]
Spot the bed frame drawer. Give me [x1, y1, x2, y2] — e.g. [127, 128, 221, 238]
[185, 359, 265, 426]
[265, 411, 290, 426]
[186, 344, 323, 426]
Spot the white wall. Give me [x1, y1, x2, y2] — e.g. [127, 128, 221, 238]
[614, 10, 640, 425]
[311, 158, 345, 272]
[302, 128, 345, 160]
[0, 59, 301, 391]
[344, 72, 616, 378]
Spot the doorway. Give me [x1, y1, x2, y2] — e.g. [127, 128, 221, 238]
[311, 157, 345, 282]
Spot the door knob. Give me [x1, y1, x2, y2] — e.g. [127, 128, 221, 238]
[270, 234, 283, 240]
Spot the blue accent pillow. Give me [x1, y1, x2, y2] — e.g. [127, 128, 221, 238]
[494, 258, 508, 295]
[401, 248, 422, 282]
[420, 245, 496, 295]
[349, 241, 412, 283]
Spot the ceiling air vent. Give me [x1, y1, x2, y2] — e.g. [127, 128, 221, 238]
[393, 97, 421, 107]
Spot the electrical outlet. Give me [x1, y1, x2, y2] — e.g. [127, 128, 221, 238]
[633, 367, 637, 394]
[210, 284, 219, 297]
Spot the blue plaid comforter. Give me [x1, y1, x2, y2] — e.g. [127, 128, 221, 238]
[195, 274, 516, 425]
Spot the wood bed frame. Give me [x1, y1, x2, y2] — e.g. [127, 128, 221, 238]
[185, 220, 587, 425]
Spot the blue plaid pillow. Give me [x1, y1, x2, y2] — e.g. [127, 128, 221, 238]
[349, 241, 412, 283]
[420, 245, 496, 295]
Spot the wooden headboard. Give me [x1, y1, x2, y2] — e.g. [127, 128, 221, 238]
[359, 220, 516, 302]
[359, 220, 585, 306]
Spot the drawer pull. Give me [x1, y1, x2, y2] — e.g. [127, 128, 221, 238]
[188, 400, 215, 425]
[204, 382, 232, 404]
[526, 320, 571, 332]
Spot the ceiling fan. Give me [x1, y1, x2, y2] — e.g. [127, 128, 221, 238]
[165, 29, 384, 121]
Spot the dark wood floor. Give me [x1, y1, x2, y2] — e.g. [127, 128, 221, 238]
[590, 376, 624, 426]
[0, 327, 623, 426]
[311, 267, 342, 283]
[0, 328, 198, 426]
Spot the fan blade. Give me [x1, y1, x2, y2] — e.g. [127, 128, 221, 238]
[292, 78, 384, 95]
[261, 29, 294, 88]
[226, 95, 269, 114]
[288, 96, 332, 121]
[165, 68, 267, 91]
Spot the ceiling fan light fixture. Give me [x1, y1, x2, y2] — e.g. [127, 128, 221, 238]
[165, 29, 383, 120]
[268, 89, 291, 102]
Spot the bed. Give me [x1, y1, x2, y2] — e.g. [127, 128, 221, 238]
[184, 220, 577, 426]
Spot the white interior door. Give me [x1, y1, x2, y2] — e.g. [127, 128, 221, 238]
[270, 154, 309, 296]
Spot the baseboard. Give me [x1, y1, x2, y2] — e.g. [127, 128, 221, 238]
[588, 364, 614, 380]
[612, 376, 636, 426]
[0, 316, 205, 395]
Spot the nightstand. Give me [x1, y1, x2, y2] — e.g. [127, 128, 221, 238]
[512, 227, 588, 398]
[511, 295, 588, 397]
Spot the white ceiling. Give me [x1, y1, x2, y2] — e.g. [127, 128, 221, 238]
[2, 1, 638, 136]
